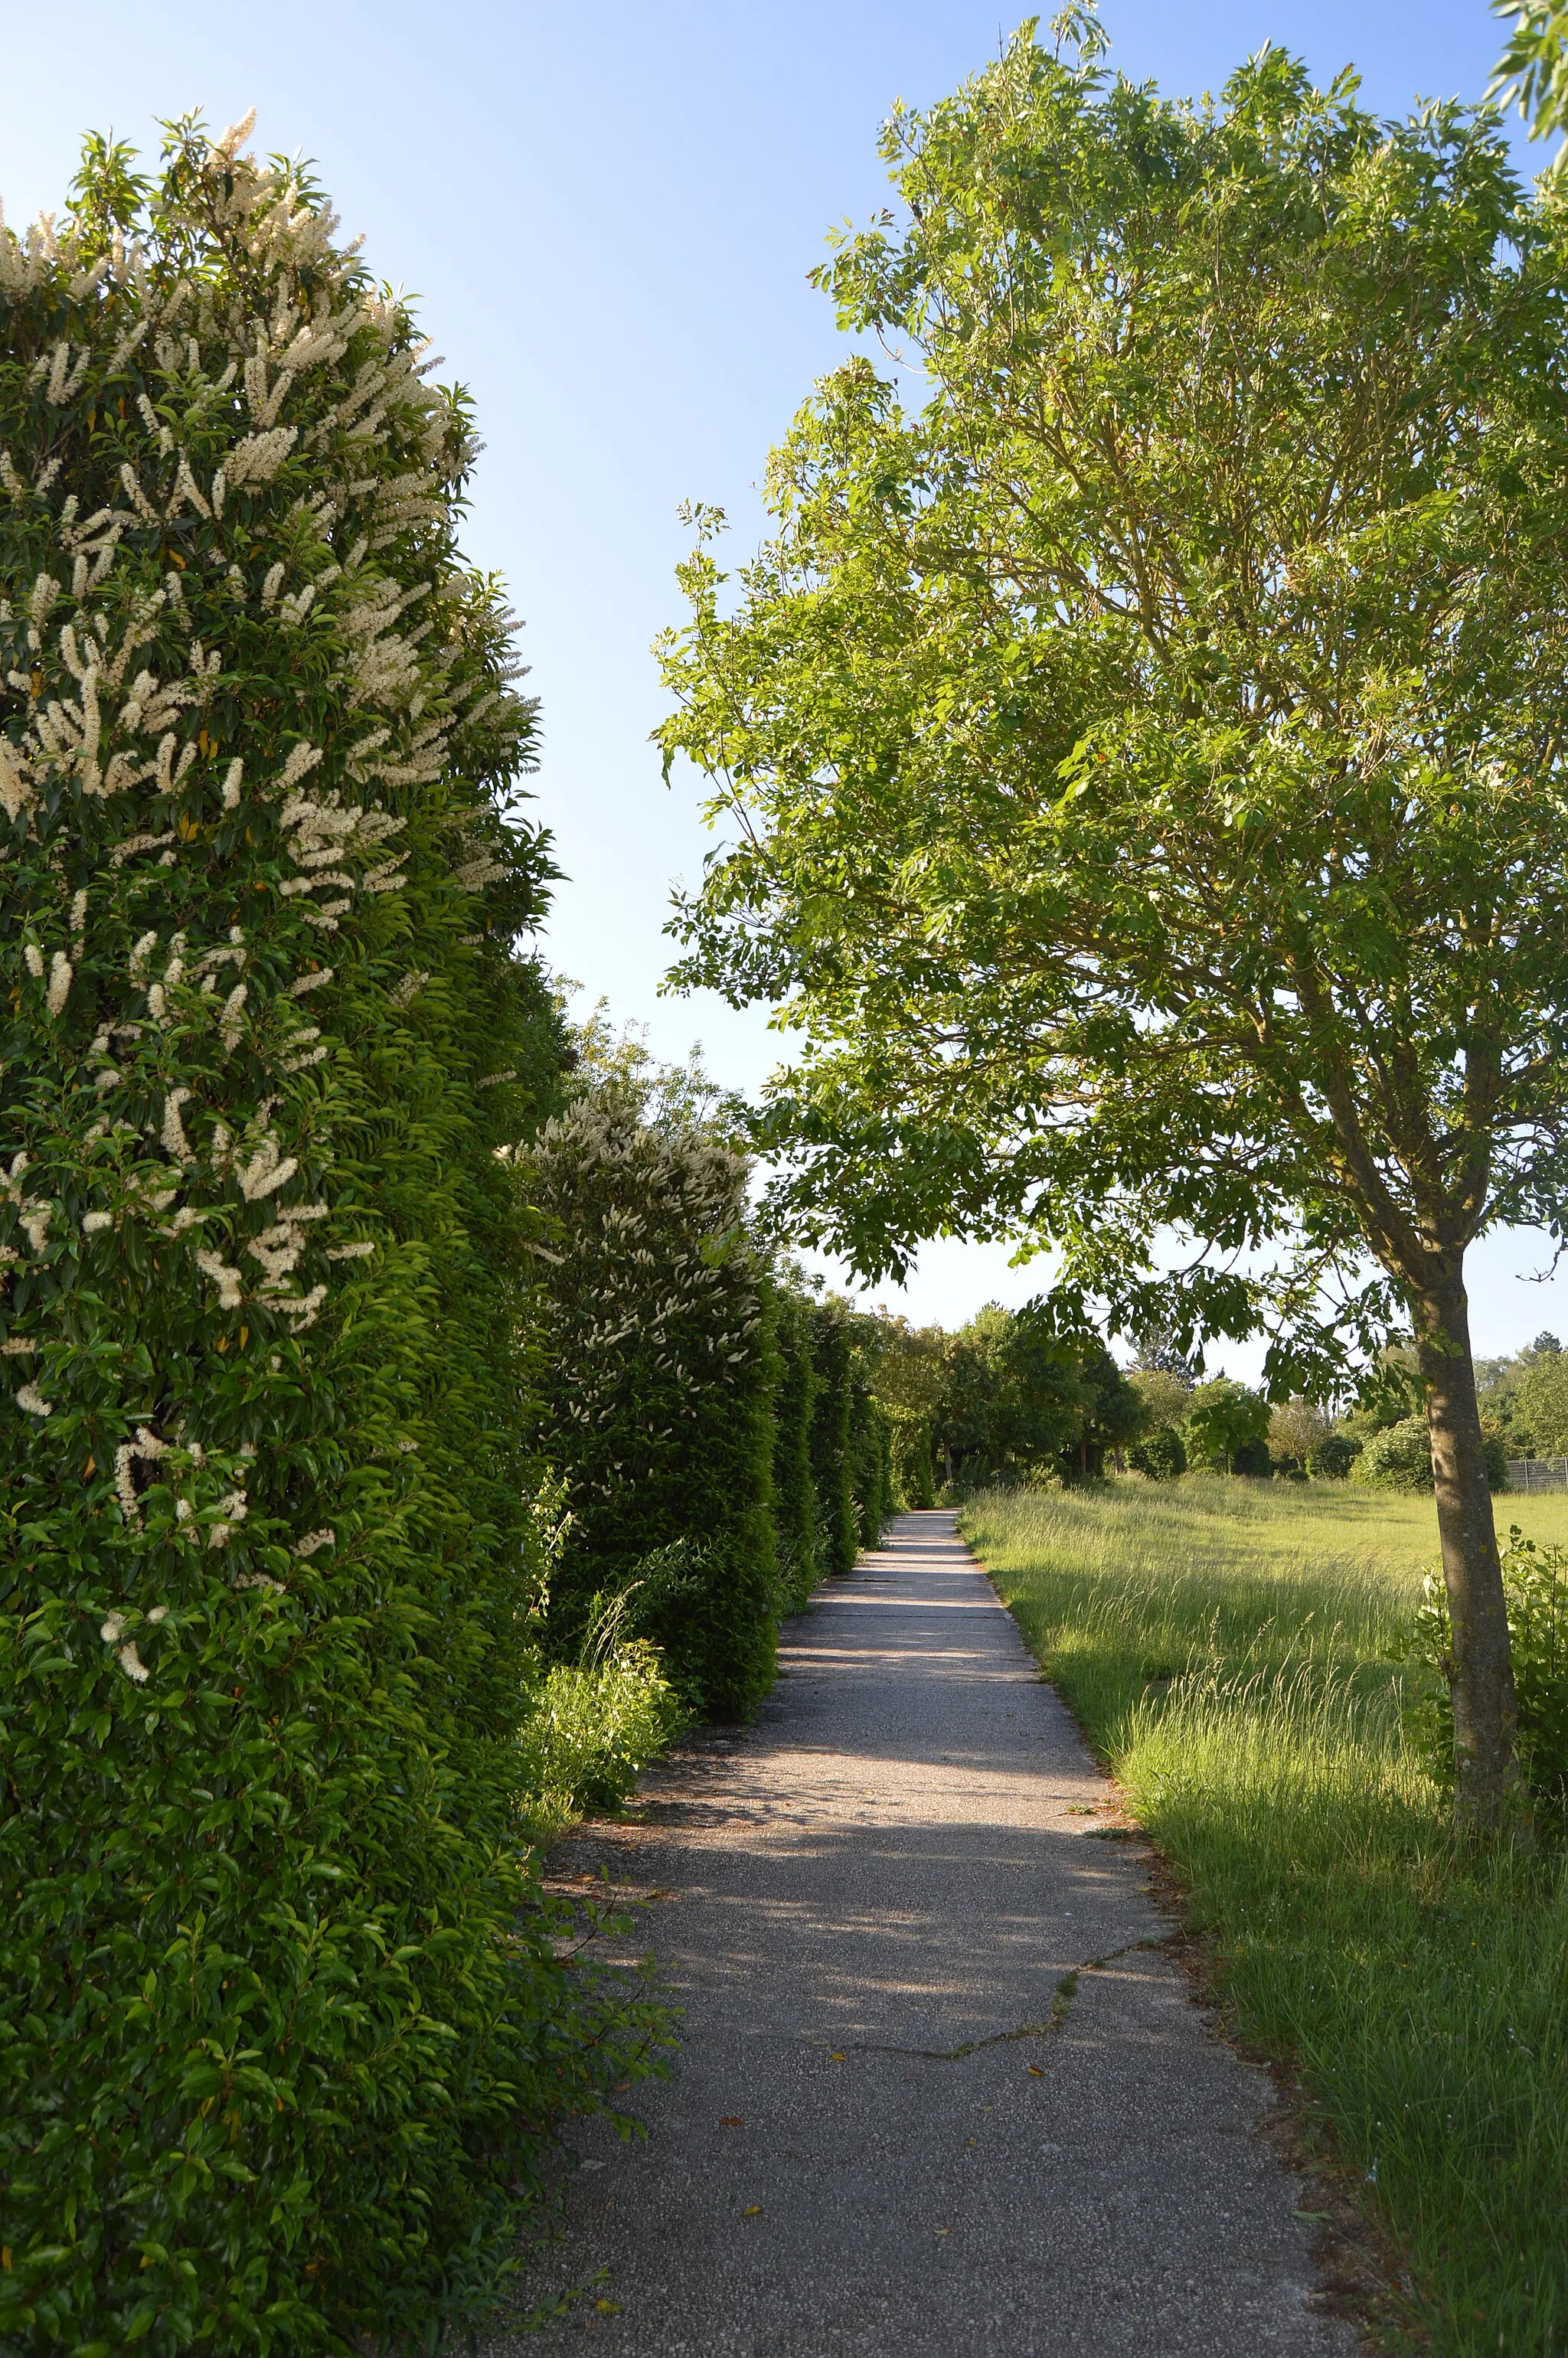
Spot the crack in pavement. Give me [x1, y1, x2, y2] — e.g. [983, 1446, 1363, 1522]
[821, 1939, 1165, 2060]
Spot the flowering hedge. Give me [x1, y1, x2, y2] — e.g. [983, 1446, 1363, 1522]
[0, 122, 658, 2356]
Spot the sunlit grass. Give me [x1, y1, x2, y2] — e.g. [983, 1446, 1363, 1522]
[962, 1476, 1568, 2358]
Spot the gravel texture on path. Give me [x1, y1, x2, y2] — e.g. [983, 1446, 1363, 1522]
[487, 1510, 1360, 2357]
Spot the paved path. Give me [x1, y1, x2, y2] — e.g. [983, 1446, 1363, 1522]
[488, 1512, 1357, 2356]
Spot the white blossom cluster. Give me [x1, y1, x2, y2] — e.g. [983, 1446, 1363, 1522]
[0, 116, 534, 1673]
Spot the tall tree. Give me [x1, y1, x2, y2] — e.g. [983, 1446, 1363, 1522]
[658, 25, 1568, 1831]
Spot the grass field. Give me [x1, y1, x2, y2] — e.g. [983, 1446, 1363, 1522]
[960, 1476, 1568, 2358]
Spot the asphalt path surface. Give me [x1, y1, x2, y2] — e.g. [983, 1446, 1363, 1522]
[486, 1510, 1358, 2356]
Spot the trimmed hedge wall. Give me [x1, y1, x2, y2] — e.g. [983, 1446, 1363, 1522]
[890, 1409, 936, 1507]
[771, 1283, 821, 1612]
[0, 124, 656, 2358]
[808, 1300, 859, 1576]
[524, 1096, 780, 1720]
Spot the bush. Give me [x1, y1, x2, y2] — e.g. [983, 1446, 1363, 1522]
[1128, 1426, 1187, 1481]
[1354, 1414, 1508, 1493]
[769, 1283, 820, 1612]
[0, 122, 658, 2357]
[1354, 1415, 1435, 1490]
[1407, 1529, 1568, 1811]
[521, 1643, 684, 1824]
[809, 1301, 859, 1574]
[849, 1381, 893, 1548]
[1184, 1377, 1271, 1473]
[1308, 1429, 1362, 1479]
[524, 1095, 779, 1719]
[890, 1408, 936, 1507]
[1232, 1435, 1274, 1478]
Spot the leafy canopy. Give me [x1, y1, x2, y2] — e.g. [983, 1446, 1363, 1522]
[658, 24, 1568, 1390]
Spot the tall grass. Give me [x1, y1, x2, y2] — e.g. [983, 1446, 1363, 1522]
[962, 1478, 1568, 2358]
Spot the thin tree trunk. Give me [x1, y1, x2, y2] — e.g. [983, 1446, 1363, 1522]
[1412, 1262, 1522, 1837]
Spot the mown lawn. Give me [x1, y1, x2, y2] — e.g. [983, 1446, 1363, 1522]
[961, 1477, 1568, 2358]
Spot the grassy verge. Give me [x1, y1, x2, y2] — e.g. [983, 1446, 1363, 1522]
[961, 1477, 1568, 2358]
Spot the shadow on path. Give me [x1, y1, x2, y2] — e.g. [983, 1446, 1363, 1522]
[482, 1512, 1357, 2357]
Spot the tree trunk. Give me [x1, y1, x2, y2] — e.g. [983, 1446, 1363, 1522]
[1412, 1262, 1523, 1837]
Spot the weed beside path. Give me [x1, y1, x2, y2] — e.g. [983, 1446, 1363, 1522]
[962, 1478, 1568, 2358]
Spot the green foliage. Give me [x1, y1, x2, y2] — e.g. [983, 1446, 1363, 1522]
[868, 1315, 941, 1506]
[1308, 1429, 1362, 1480]
[808, 1299, 858, 1574]
[1491, 0, 1568, 145]
[521, 1642, 686, 1826]
[889, 1408, 936, 1507]
[1128, 1425, 1186, 1481]
[1267, 1396, 1331, 1475]
[1356, 1414, 1438, 1492]
[929, 1301, 1142, 1488]
[1128, 1364, 1193, 1434]
[1355, 1415, 1509, 1494]
[1184, 1380, 1271, 1475]
[847, 1359, 893, 1547]
[1068, 1333, 1146, 1475]
[657, 28, 1568, 1387]
[769, 1281, 821, 1611]
[1409, 1529, 1568, 1811]
[1510, 1341, 1568, 1456]
[0, 119, 665, 2358]
[524, 1092, 779, 1720]
[657, 20, 1568, 1816]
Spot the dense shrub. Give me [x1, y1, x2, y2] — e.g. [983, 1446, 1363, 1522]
[809, 1299, 859, 1574]
[890, 1408, 936, 1507]
[1354, 1412, 1508, 1492]
[0, 122, 658, 2357]
[1232, 1434, 1274, 1478]
[1308, 1429, 1362, 1479]
[1409, 1529, 1568, 1810]
[521, 1642, 685, 1824]
[848, 1375, 894, 1547]
[1128, 1425, 1187, 1481]
[524, 1093, 779, 1718]
[769, 1281, 820, 1611]
[1354, 1414, 1435, 1490]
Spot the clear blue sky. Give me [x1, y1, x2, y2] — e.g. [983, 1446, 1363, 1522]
[4, 2, 1563, 1358]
